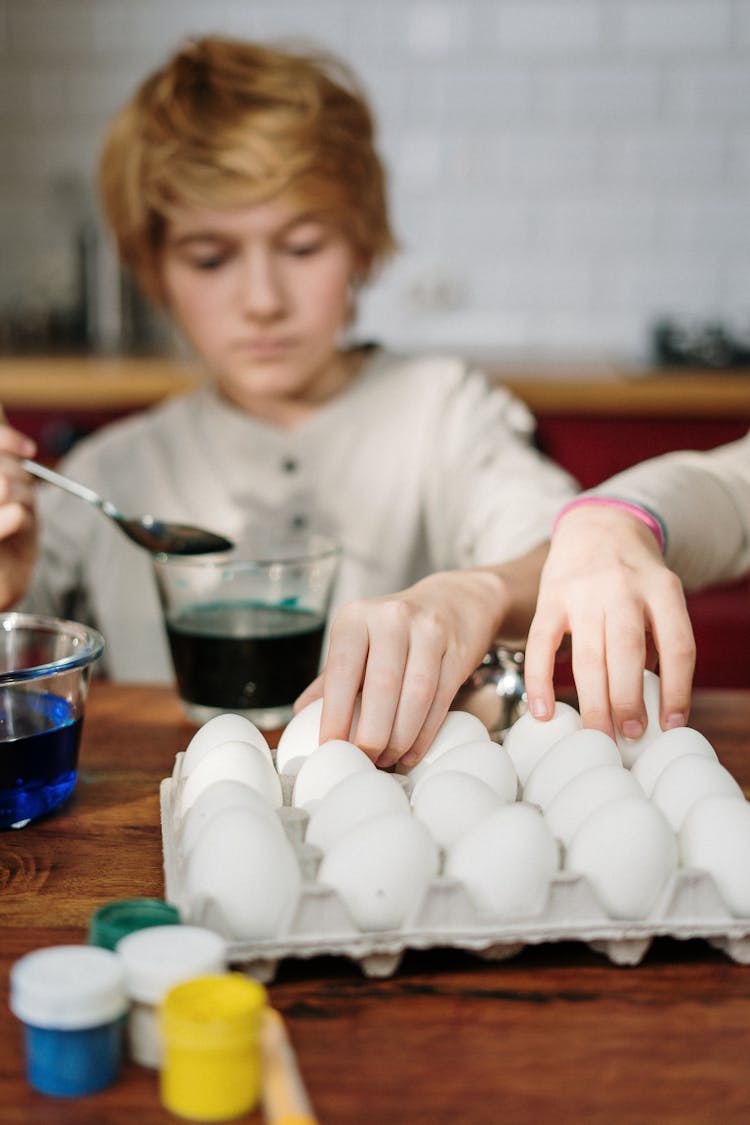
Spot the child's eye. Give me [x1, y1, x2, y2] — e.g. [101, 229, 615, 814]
[285, 240, 323, 258]
[172, 241, 234, 270]
[190, 253, 229, 270]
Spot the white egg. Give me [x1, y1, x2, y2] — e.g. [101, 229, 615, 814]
[305, 770, 410, 853]
[179, 779, 284, 857]
[565, 796, 677, 919]
[502, 702, 582, 786]
[409, 739, 517, 802]
[291, 740, 374, 810]
[422, 710, 492, 758]
[318, 812, 439, 931]
[400, 710, 490, 784]
[523, 728, 621, 810]
[179, 740, 283, 817]
[631, 727, 718, 796]
[650, 754, 743, 832]
[275, 698, 324, 776]
[184, 806, 301, 939]
[614, 669, 662, 768]
[275, 697, 361, 776]
[679, 796, 750, 916]
[182, 713, 271, 773]
[410, 770, 502, 850]
[445, 803, 559, 919]
[544, 764, 643, 847]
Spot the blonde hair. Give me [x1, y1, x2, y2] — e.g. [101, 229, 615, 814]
[99, 36, 397, 303]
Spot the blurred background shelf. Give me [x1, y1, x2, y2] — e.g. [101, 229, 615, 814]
[3, 355, 750, 414]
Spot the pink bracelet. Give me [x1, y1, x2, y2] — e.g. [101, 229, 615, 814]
[552, 496, 667, 553]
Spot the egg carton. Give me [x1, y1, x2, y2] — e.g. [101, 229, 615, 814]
[160, 757, 750, 981]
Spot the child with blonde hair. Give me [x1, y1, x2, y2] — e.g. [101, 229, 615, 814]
[0, 36, 576, 765]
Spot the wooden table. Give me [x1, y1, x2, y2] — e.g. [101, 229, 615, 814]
[2, 684, 750, 1125]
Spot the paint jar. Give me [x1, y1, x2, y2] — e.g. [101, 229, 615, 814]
[88, 897, 180, 950]
[160, 973, 267, 1121]
[116, 925, 228, 1069]
[10, 945, 128, 1097]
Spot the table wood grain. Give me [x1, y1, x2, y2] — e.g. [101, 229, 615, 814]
[2, 683, 750, 1125]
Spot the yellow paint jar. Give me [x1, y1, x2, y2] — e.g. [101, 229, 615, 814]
[160, 973, 267, 1121]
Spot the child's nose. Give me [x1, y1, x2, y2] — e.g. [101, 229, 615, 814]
[238, 251, 285, 318]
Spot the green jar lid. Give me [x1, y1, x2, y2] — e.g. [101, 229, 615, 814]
[89, 898, 181, 951]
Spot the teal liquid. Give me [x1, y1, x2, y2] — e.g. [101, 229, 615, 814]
[166, 601, 326, 711]
[0, 690, 82, 829]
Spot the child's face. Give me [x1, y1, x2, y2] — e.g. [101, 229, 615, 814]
[160, 197, 358, 419]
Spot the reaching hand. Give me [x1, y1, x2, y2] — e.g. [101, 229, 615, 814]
[524, 504, 695, 740]
[295, 544, 549, 769]
[0, 420, 39, 608]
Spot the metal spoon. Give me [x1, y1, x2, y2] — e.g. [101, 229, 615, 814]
[22, 458, 234, 556]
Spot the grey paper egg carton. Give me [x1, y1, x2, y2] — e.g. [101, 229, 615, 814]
[160, 754, 750, 981]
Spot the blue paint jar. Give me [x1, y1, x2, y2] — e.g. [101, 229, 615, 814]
[10, 945, 128, 1097]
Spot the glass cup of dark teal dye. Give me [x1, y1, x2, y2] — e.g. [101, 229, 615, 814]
[0, 612, 105, 829]
[153, 531, 340, 729]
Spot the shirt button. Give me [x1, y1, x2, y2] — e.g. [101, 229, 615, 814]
[282, 458, 298, 473]
[290, 514, 307, 530]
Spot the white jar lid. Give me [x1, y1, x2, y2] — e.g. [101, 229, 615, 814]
[10, 945, 128, 1029]
[115, 925, 227, 1004]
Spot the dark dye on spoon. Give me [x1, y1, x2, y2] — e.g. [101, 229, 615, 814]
[0, 689, 82, 829]
[20, 459, 234, 556]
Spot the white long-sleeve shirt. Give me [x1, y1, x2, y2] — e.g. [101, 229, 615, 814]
[588, 429, 750, 590]
[19, 348, 577, 681]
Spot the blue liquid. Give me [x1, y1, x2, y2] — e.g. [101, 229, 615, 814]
[0, 690, 83, 829]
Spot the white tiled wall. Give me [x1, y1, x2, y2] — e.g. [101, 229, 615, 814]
[1, 0, 749, 362]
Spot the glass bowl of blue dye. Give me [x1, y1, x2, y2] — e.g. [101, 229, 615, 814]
[0, 612, 104, 829]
